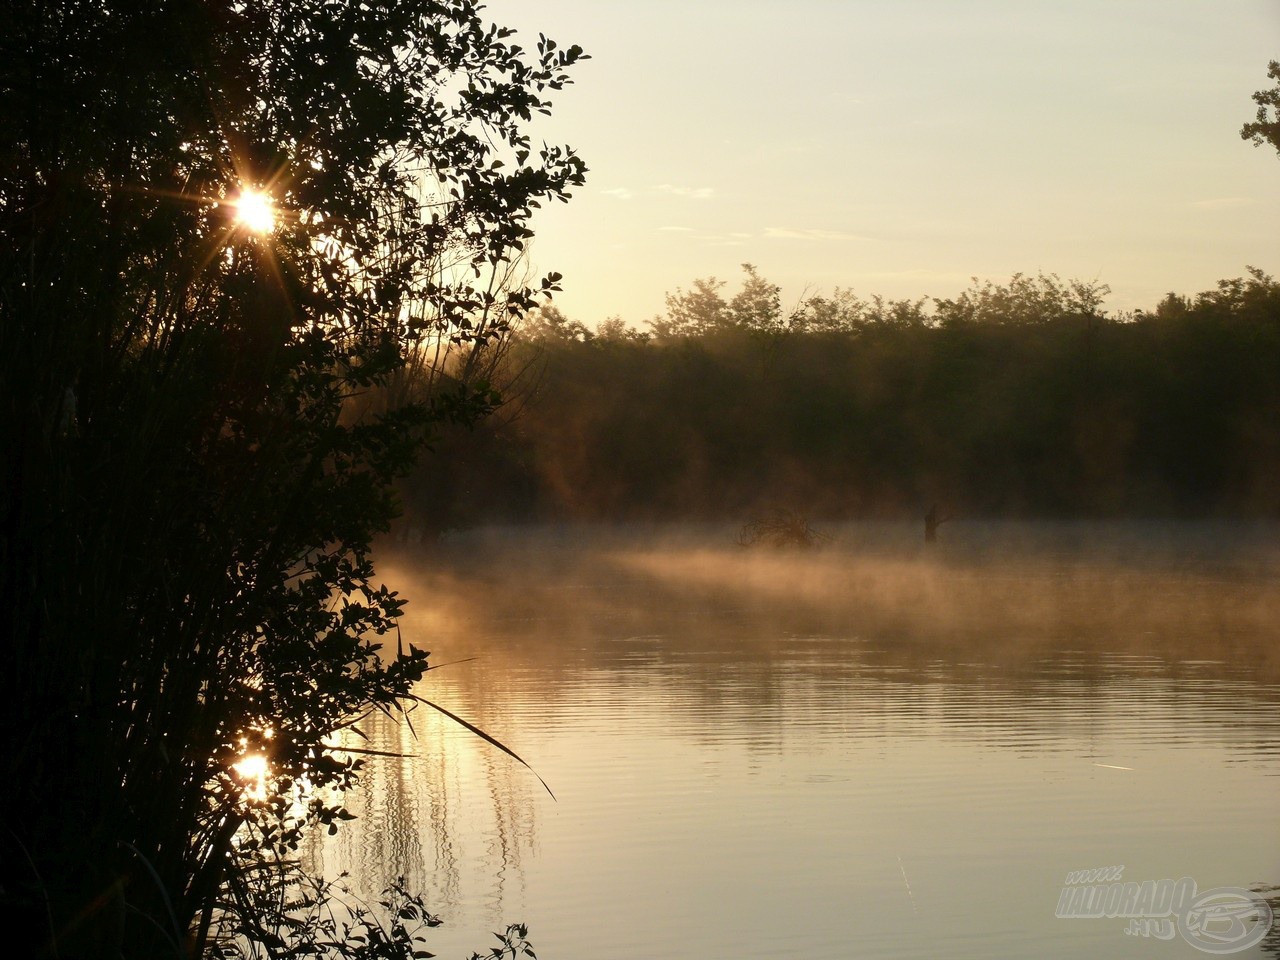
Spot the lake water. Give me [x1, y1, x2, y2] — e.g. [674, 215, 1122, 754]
[307, 522, 1280, 959]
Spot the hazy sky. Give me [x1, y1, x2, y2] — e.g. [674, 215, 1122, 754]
[487, 0, 1280, 324]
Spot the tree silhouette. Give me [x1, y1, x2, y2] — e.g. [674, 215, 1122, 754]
[1242, 60, 1280, 156]
[0, 2, 584, 956]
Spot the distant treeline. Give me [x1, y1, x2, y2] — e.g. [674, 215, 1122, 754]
[398, 267, 1280, 531]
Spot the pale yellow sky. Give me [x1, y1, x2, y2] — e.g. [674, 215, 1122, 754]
[486, 0, 1280, 324]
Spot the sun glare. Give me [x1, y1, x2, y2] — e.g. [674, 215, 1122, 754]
[233, 188, 276, 234]
[232, 752, 270, 801]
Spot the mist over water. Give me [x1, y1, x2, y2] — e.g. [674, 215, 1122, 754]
[310, 521, 1280, 959]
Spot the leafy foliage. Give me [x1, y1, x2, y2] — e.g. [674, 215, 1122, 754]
[466, 924, 538, 960]
[207, 868, 440, 960]
[789, 288, 931, 333]
[932, 272, 1109, 327]
[1242, 60, 1280, 156]
[0, 1, 583, 956]
[205, 862, 537, 960]
[648, 264, 782, 338]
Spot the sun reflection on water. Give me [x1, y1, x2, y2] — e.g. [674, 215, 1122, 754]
[230, 726, 276, 802]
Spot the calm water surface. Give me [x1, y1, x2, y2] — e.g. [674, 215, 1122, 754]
[307, 522, 1280, 959]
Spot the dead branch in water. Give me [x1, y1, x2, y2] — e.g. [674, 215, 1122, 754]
[738, 508, 831, 549]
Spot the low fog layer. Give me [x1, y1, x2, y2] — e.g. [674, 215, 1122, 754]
[376, 520, 1280, 681]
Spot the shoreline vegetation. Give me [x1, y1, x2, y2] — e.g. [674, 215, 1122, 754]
[398, 266, 1280, 537]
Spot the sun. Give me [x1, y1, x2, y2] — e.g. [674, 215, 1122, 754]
[232, 187, 276, 234]
[232, 752, 270, 801]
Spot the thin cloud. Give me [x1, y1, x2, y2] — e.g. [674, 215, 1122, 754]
[601, 187, 634, 201]
[653, 184, 715, 200]
[763, 226, 871, 242]
[657, 225, 695, 232]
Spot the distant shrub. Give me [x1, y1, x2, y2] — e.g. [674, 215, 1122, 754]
[738, 509, 831, 549]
